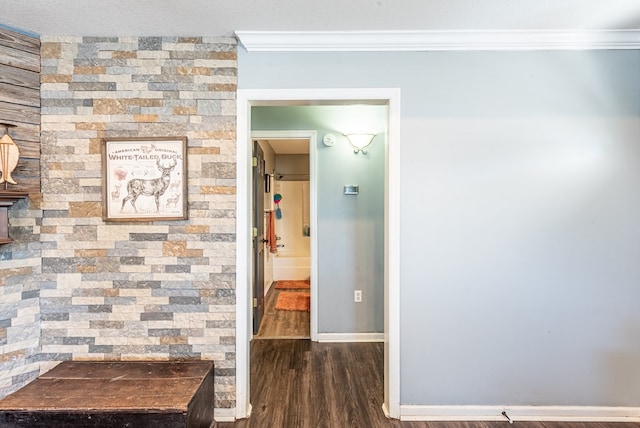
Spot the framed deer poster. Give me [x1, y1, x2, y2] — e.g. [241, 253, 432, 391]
[102, 137, 188, 221]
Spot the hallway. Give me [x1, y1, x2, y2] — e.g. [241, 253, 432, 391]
[254, 282, 310, 339]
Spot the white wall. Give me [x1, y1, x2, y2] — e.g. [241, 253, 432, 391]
[239, 49, 640, 406]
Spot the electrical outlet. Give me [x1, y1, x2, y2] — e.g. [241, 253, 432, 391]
[354, 290, 362, 303]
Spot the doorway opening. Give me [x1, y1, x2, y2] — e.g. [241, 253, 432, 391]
[252, 133, 315, 339]
[236, 88, 401, 420]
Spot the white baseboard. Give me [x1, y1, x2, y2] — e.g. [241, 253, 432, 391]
[264, 279, 274, 296]
[382, 403, 391, 418]
[400, 405, 640, 422]
[214, 407, 236, 422]
[317, 332, 384, 343]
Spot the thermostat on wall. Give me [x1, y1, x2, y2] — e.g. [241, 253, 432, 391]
[344, 185, 359, 195]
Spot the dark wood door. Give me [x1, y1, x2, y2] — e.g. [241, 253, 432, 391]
[252, 141, 265, 334]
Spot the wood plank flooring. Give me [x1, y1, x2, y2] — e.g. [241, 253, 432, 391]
[255, 283, 310, 338]
[219, 340, 640, 428]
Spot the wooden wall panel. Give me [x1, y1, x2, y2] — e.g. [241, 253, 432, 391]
[6, 122, 39, 143]
[0, 27, 40, 194]
[0, 44, 40, 73]
[0, 64, 39, 89]
[0, 82, 39, 107]
[0, 101, 39, 124]
[0, 28, 40, 55]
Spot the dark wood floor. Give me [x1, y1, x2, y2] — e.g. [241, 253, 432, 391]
[218, 340, 640, 428]
[254, 283, 310, 338]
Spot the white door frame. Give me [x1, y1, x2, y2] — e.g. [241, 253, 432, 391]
[235, 88, 401, 420]
[252, 130, 318, 341]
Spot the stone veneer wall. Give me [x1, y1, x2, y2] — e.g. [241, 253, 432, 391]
[0, 27, 43, 398]
[0, 194, 44, 397]
[38, 36, 237, 414]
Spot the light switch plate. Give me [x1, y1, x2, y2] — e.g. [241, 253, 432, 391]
[344, 185, 359, 195]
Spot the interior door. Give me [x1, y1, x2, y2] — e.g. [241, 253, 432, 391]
[252, 141, 265, 334]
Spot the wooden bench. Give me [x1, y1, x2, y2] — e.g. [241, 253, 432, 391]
[0, 361, 214, 428]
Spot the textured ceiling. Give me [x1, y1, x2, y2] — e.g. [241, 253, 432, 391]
[2, 0, 640, 37]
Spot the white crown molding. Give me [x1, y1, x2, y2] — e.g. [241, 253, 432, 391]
[236, 30, 640, 52]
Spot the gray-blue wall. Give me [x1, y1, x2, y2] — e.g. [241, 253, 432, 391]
[252, 105, 386, 333]
[239, 49, 640, 406]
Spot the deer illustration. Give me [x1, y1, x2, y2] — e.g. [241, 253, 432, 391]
[168, 179, 181, 192]
[121, 158, 177, 213]
[165, 193, 180, 209]
[111, 183, 122, 201]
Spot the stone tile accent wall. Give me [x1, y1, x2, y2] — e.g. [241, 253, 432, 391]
[0, 196, 43, 398]
[0, 27, 43, 398]
[39, 36, 237, 413]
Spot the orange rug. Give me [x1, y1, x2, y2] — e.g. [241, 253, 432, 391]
[275, 291, 310, 312]
[274, 280, 310, 290]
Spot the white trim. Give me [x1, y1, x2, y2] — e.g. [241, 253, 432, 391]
[309, 131, 319, 342]
[235, 93, 251, 421]
[236, 30, 640, 52]
[236, 88, 401, 420]
[317, 333, 384, 343]
[381, 403, 390, 419]
[252, 130, 318, 341]
[400, 405, 640, 422]
[214, 408, 236, 423]
[264, 278, 274, 297]
[385, 89, 401, 420]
